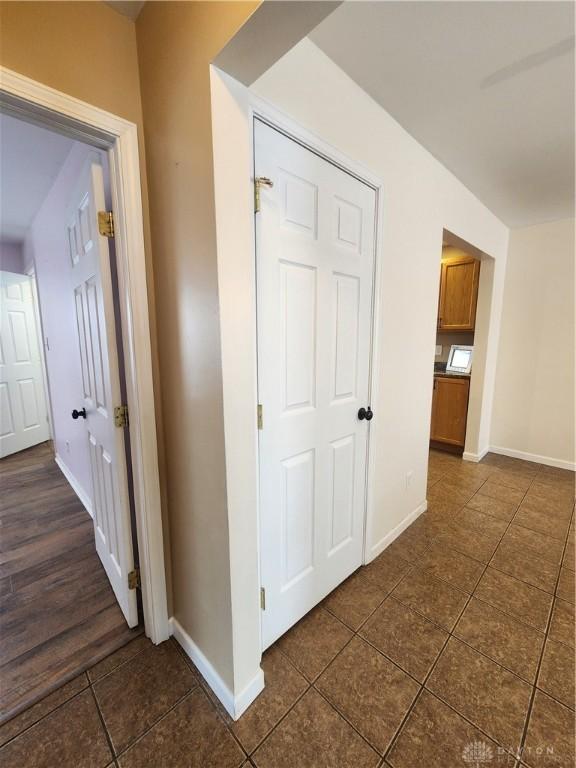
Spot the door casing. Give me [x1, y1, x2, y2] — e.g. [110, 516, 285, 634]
[249, 98, 386, 650]
[0, 66, 170, 645]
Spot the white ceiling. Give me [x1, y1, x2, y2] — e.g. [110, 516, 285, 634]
[0, 114, 75, 242]
[105, 1, 145, 21]
[310, 1, 575, 227]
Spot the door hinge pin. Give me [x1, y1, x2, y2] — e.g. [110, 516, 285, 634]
[98, 210, 115, 238]
[257, 404, 263, 430]
[254, 177, 274, 213]
[260, 587, 266, 610]
[114, 405, 129, 428]
[128, 568, 140, 590]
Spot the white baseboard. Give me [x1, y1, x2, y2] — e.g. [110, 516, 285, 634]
[462, 446, 490, 463]
[367, 499, 428, 562]
[489, 445, 575, 472]
[55, 454, 93, 517]
[169, 617, 265, 721]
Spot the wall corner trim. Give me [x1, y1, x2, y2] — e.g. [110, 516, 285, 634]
[366, 499, 427, 563]
[169, 617, 265, 721]
[55, 453, 93, 518]
[488, 445, 576, 472]
[462, 447, 490, 463]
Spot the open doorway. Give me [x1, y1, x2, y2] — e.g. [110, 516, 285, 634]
[430, 241, 479, 454]
[430, 229, 494, 459]
[0, 112, 142, 720]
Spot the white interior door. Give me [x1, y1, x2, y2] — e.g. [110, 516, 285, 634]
[256, 120, 377, 648]
[68, 161, 137, 627]
[0, 272, 51, 458]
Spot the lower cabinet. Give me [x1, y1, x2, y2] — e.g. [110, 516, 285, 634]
[430, 376, 470, 449]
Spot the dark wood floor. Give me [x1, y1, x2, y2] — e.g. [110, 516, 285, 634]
[0, 442, 141, 723]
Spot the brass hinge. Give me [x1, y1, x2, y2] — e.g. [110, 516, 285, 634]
[98, 210, 115, 238]
[254, 176, 274, 213]
[257, 404, 263, 430]
[114, 405, 129, 428]
[260, 587, 266, 610]
[128, 568, 140, 590]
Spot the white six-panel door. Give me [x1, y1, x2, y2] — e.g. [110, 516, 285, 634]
[255, 120, 377, 648]
[68, 161, 138, 627]
[0, 272, 50, 458]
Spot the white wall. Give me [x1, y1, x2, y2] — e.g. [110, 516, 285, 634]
[23, 143, 109, 505]
[209, 38, 509, 712]
[491, 218, 575, 468]
[250, 39, 509, 551]
[0, 241, 24, 274]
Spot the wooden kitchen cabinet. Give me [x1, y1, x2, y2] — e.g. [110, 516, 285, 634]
[438, 255, 480, 332]
[430, 376, 470, 449]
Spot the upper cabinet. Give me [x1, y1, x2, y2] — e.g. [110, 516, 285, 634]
[437, 253, 480, 332]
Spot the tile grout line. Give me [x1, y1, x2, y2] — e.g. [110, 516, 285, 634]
[358, 597, 570, 708]
[342, 460, 573, 763]
[88, 686, 117, 766]
[244, 683, 312, 759]
[88, 640, 203, 763]
[358, 472, 487, 764]
[257, 534, 452, 760]
[513, 500, 575, 765]
[383, 463, 540, 764]
[2, 453, 572, 766]
[312, 683, 393, 759]
[165, 637, 253, 761]
[0, 675, 91, 751]
[105, 687, 199, 763]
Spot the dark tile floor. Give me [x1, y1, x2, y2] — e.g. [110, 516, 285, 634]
[0, 451, 574, 767]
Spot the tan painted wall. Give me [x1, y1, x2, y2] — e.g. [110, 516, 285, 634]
[135, 1, 259, 690]
[491, 218, 575, 465]
[0, 2, 142, 123]
[0, 1, 172, 607]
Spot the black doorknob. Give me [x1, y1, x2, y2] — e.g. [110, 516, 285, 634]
[358, 407, 374, 421]
[71, 408, 87, 420]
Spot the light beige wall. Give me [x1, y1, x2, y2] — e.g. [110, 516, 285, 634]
[0, 0, 172, 612]
[250, 39, 509, 557]
[491, 218, 575, 466]
[135, 1, 259, 692]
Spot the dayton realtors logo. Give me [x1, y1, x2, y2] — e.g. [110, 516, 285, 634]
[462, 741, 494, 766]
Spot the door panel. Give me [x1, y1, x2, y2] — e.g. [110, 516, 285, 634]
[68, 162, 137, 627]
[280, 261, 317, 411]
[256, 120, 377, 648]
[0, 272, 50, 457]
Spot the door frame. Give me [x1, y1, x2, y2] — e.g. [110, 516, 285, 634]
[0, 66, 170, 644]
[249, 97, 386, 646]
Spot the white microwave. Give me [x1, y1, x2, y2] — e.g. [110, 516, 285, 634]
[446, 345, 474, 374]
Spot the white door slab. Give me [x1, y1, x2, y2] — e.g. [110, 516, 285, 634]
[0, 272, 51, 457]
[69, 161, 138, 627]
[255, 120, 377, 648]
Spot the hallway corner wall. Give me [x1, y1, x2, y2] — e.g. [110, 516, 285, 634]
[135, 1, 261, 705]
[491, 218, 576, 468]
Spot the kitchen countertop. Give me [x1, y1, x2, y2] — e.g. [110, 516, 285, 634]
[433, 365, 471, 380]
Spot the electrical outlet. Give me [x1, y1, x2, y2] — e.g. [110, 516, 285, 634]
[435, 345, 442, 357]
[405, 471, 413, 489]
